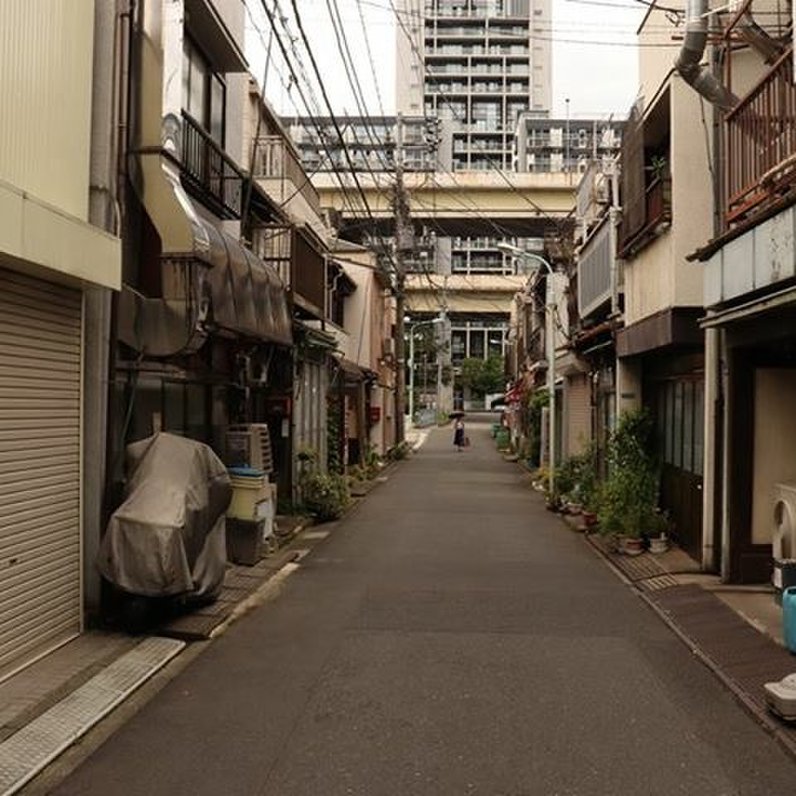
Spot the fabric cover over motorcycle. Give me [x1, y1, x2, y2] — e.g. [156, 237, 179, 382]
[97, 433, 231, 599]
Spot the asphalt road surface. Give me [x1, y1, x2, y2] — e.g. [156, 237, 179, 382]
[51, 420, 796, 795]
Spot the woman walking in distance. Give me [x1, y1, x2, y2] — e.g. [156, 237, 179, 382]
[453, 417, 466, 452]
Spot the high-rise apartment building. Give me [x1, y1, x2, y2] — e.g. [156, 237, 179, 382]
[396, 0, 552, 171]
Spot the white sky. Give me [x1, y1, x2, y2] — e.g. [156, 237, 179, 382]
[246, 0, 649, 120]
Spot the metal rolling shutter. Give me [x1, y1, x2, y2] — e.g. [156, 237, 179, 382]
[0, 268, 82, 678]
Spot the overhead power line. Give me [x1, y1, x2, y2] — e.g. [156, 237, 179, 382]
[288, 0, 381, 222]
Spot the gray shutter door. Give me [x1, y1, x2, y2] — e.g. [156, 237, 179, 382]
[0, 268, 82, 678]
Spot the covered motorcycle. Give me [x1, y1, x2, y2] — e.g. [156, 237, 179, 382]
[97, 432, 232, 602]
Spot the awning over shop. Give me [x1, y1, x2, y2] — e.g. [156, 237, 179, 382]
[701, 284, 796, 329]
[334, 356, 375, 384]
[120, 152, 292, 355]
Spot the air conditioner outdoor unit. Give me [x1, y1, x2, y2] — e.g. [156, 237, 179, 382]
[225, 423, 274, 475]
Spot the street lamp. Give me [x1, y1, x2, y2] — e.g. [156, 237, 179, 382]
[497, 242, 557, 497]
[405, 316, 444, 425]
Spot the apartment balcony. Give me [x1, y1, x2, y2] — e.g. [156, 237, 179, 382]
[577, 215, 614, 319]
[253, 135, 322, 233]
[180, 111, 244, 219]
[618, 175, 671, 259]
[253, 224, 327, 319]
[432, 26, 486, 37]
[471, 83, 503, 94]
[724, 48, 796, 230]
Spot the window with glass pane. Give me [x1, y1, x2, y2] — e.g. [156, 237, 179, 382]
[183, 38, 225, 144]
[673, 381, 684, 469]
[184, 41, 207, 123]
[487, 332, 503, 357]
[469, 329, 485, 359]
[656, 387, 666, 458]
[665, 382, 674, 464]
[693, 381, 704, 476]
[451, 330, 466, 362]
[682, 381, 694, 473]
[210, 75, 225, 144]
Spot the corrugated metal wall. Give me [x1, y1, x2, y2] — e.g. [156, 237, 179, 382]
[565, 373, 591, 459]
[0, 268, 82, 678]
[0, 0, 94, 220]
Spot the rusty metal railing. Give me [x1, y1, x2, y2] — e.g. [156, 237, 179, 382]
[725, 47, 796, 227]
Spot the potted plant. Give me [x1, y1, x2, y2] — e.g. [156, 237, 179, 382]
[596, 410, 661, 555]
[298, 448, 351, 522]
[647, 511, 670, 554]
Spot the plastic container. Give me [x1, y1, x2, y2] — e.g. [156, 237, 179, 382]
[227, 469, 268, 520]
[782, 586, 796, 653]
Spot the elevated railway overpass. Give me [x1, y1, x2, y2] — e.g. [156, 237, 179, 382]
[305, 168, 577, 412]
[311, 170, 577, 240]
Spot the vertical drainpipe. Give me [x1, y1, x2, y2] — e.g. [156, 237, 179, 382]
[608, 157, 621, 319]
[719, 328, 731, 581]
[702, 327, 719, 572]
[673, 0, 736, 576]
[84, 0, 124, 620]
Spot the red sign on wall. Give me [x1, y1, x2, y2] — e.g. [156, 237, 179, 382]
[368, 406, 382, 424]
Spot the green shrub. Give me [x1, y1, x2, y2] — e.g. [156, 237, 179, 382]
[569, 441, 600, 510]
[363, 444, 382, 479]
[300, 469, 350, 522]
[596, 409, 660, 539]
[387, 441, 411, 461]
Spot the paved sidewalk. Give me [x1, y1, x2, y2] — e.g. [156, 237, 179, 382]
[580, 519, 796, 756]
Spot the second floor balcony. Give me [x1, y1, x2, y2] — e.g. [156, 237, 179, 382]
[724, 47, 796, 230]
[252, 224, 327, 319]
[618, 174, 671, 259]
[253, 136, 322, 219]
[578, 215, 614, 320]
[180, 111, 244, 219]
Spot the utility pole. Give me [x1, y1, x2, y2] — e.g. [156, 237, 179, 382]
[393, 113, 410, 444]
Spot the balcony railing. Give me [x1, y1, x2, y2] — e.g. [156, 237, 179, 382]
[254, 224, 326, 318]
[618, 175, 671, 259]
[180, 112, 244, 219]
[253, 136, 321, 216]
[578, 216, 613, 319]
[725, 48, 796, 228]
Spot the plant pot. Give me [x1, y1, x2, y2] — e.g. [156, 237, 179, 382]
[621, 536, 644, 556]
[649, 535, 669, 555]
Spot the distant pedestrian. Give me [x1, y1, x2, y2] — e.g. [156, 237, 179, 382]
[453, 418, 466, 452]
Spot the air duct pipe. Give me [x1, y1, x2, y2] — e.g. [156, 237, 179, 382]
[675, 0, 738, 111]
[738, 6, 787, 64]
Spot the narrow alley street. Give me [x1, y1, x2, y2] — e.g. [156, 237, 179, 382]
[48, 419, 796, 796]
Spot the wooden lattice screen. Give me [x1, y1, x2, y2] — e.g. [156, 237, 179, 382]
[619, 101, 646, 248]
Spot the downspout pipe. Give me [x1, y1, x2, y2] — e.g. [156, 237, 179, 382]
[675, 0, 738, 111]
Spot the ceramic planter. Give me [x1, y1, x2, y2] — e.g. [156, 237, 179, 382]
[649, 535, 669, 554]
[621, 537, 644, 556]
